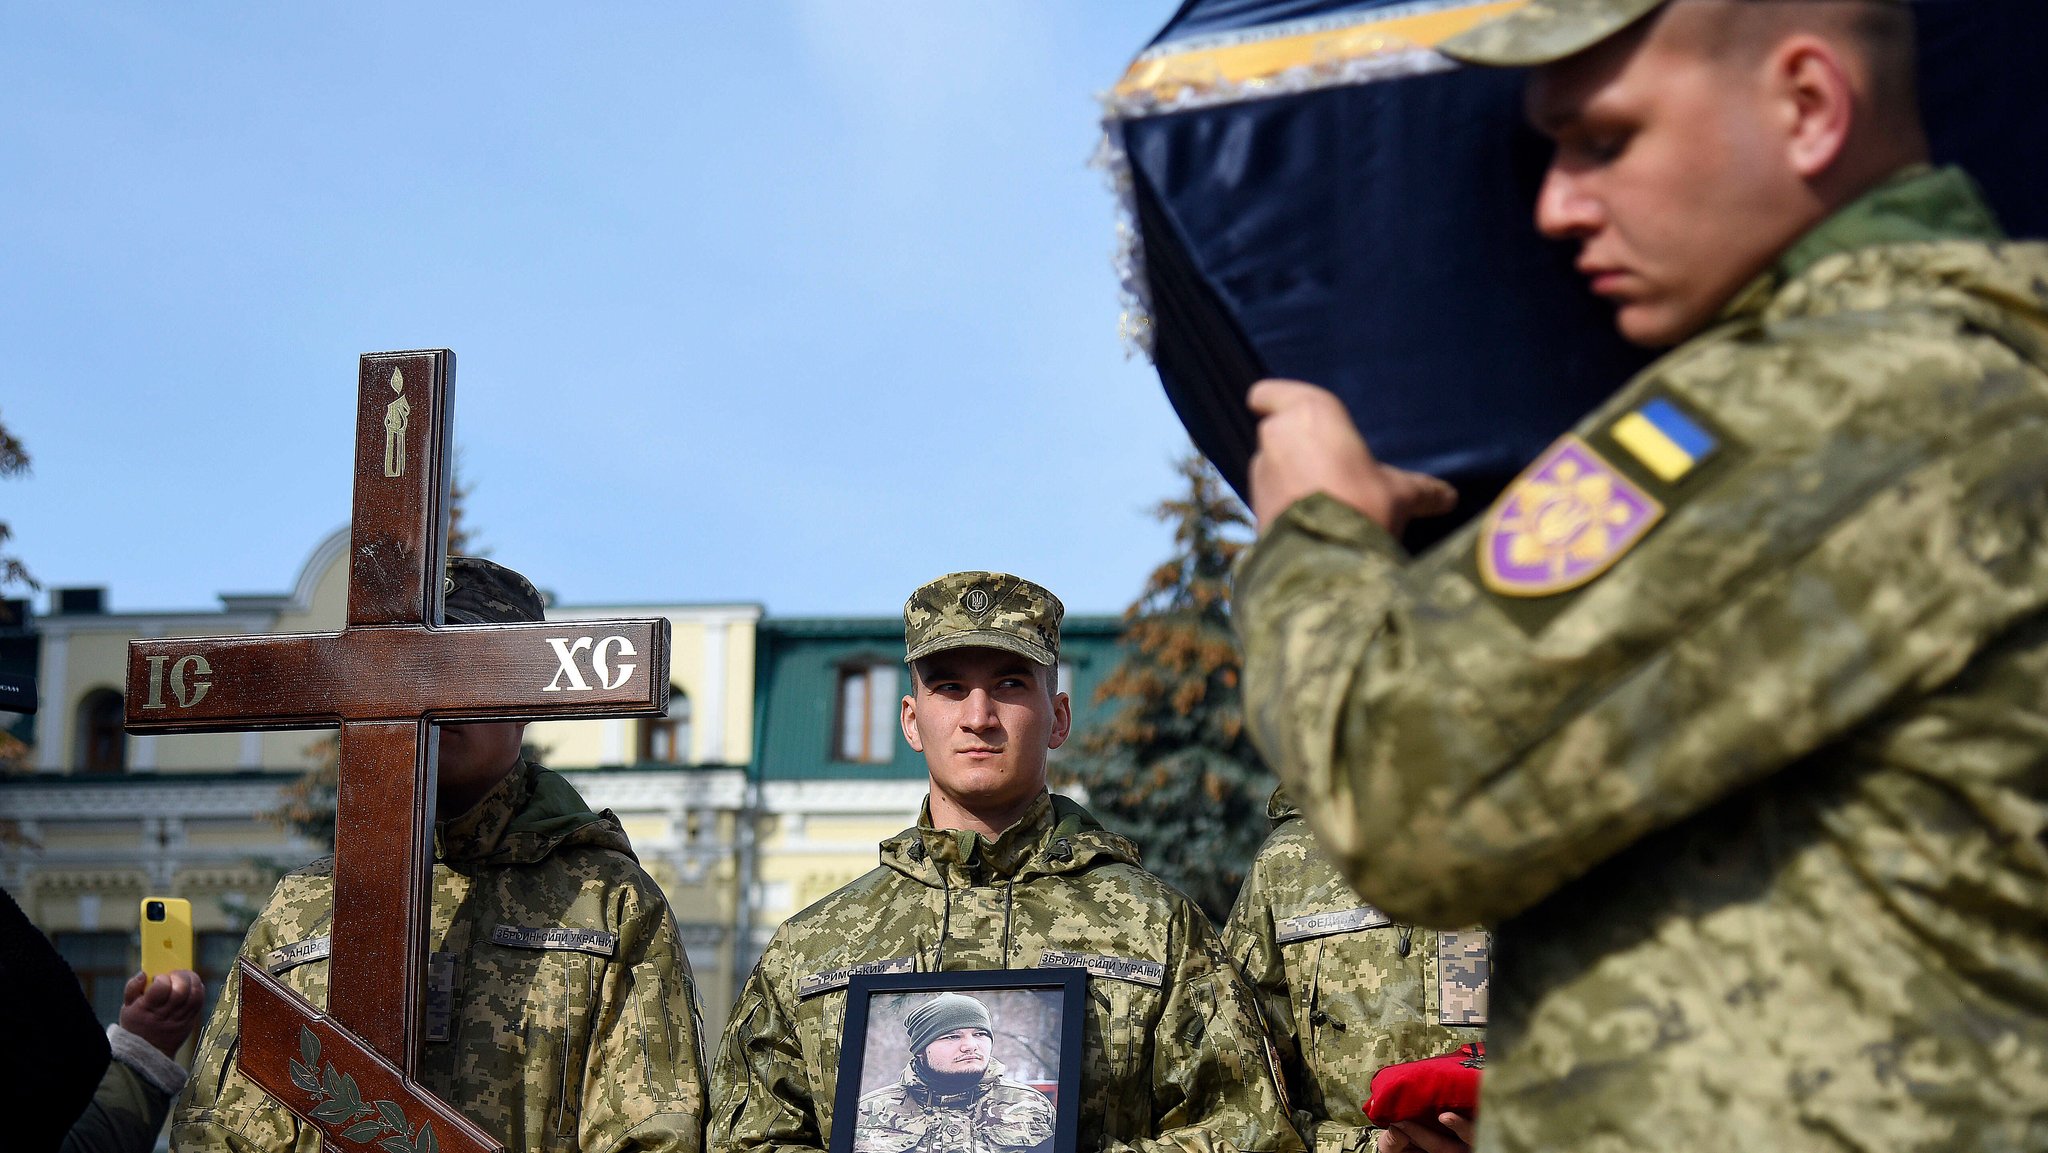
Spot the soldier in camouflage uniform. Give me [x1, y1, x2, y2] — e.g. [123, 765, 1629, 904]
[1235, 2, 2048, 1150]
[850, 993, 1055, 1153]
[710, 573, 1300, 1153]
[172, 558, 707, 1153]
[1223, 791, 1484, 1153]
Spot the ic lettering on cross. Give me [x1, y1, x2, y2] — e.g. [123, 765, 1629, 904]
[124, 350, 671, 1153]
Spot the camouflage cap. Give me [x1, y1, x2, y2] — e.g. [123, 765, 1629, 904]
[1437, 0, 1668, 66]
[1438, 0, 1907, 67]
[443, 556, 545, 625]
[905, 992, 993, 1056]
[903, 572, 1063, 667]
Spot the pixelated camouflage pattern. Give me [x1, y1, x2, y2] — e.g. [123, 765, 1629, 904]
[1432, 935, 1487, 1030]
[851, 1059, 1056, 1153]
[709, 791, 1301, 1153]
[1439, 0, 1909, 67]
[444, 556, 546, 626]
[172, 762, 707, 1153]
[1436, 0, 1665, 66]
[1235, 167, 2048, 1151]
[63, 1058, 177, 1153]
[903, 573, 1063, 667]
[1223, 791, 1483, 1153]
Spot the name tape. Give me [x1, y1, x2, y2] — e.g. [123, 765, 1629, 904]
[1038, 949, 1165, 988]
[1275, 906, 1393, 945]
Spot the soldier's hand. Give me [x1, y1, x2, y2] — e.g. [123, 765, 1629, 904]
[1247, 380, 1457, 535]
[1376, 1113, 1475, 1153]
[120, 969, 206, 1058]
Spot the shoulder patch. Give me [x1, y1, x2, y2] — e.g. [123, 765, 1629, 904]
[798, 955, 915, 999]
[1275, 905, 1393, 945]
[1037, 949, 1166, 988]
[1479, 436, 1663, 598]
[489, 925, 618, 957]
[265, 935, 331, 975]
[1610, 396, 1719, 483]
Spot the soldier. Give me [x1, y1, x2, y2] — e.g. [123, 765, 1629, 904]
[1223, 790, 1485, 1153]
[850, 992, 1055, 1153]
[173, 558, 708, 1153]
[710, 572, 1300, 1153]
[1234, 1, 2048, 1150]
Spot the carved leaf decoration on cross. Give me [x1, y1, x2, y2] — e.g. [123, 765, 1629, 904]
[292, 1026, 441, 1153]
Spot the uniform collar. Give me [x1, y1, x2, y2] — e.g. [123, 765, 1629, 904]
[1719, 165, 2007, 323]
[435, 760, 532, 863]
[915, 792, 1057, 882]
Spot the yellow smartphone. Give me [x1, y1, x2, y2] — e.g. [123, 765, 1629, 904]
[140, 897, 193, 978]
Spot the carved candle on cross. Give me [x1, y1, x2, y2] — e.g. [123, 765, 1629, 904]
[125, 350, 670, 1153]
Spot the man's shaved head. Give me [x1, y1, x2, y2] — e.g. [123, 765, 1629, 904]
[1525, 0, 1929, 346]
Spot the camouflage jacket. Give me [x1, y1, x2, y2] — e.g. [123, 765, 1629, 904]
[1236, 165, 2048, 1152]
[1222, 791, 1484, 1153]
[851, 1058, 1055, 1153]
[708, 792, 1301, 1153]
[172, 762, 707, 1153]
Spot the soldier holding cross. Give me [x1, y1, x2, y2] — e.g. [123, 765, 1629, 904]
[173, 558, 708, 1153]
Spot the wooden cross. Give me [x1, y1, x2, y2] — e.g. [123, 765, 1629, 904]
[124, 350, 671, 1153]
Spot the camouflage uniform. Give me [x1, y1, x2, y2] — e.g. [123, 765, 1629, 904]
[1222, 790, 1485, 1153]
[852, 1058, 1055, 1153]
[708, 791, 1301, 1153]
[172, 761, 707, 1153]
[1237, 159, 2048, 1151]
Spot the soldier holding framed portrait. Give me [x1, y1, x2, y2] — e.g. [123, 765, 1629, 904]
[709, 572, 1299, 1153]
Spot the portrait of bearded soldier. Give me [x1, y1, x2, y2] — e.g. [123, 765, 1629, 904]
[852, 993, 1057, 1153]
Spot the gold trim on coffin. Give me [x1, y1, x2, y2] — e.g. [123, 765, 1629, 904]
[1113, 0, 1528, 102]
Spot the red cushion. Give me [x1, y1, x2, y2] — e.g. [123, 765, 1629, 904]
[1363, 1043, 1485, 1127]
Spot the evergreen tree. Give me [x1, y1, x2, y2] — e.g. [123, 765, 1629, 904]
[1054, 453, 1272, 924]
[0, 409, 33, 593]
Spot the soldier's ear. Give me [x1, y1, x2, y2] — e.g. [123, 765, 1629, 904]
[901, 694, 924, 752]
[1046, 691, 1072, 751]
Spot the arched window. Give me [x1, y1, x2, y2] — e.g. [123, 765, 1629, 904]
[638, 685, 691, 764]
[74, 688, 126, 774]
[834, 661, 899, 764]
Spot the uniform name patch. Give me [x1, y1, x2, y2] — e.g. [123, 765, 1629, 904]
[1275, 906, 1393, 945]
[798, 956, 915, 999]
[1038, 950, 1165, 988]
[1479, 436, 1663, 598]
[265, 936, 331, 975]
[489, 925, 618, 957]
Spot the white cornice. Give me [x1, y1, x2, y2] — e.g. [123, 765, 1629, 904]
[0, 778, 294, 821]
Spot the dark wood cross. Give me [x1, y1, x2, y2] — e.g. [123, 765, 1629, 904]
[124, 350, 671, 1153]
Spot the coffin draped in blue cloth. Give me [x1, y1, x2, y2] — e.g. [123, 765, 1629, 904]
[1101, 0, 2047, 544]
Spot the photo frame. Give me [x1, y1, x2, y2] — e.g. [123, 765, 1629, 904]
[831, 968, 1087, 1153]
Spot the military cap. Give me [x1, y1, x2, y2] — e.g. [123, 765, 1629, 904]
[443, 556, 545, 625]
[1439, 0, 1904, 67]
[905, 992, 994, 1057]
[903, 572, 1063, 667]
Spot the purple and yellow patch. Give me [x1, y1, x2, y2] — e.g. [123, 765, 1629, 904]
[1479, 436, 1663, 598]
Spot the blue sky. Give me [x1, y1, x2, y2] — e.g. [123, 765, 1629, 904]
[1, 3, 1191, 616]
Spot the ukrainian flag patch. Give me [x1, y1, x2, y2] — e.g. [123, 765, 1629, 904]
[1610, 397, 1718, 483]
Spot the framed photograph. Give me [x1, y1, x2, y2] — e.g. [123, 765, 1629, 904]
[831, 968, 1086, 1153]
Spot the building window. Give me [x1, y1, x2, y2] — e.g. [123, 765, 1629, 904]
[55, 931, 131, 1025]
[835, 662, 900, 763]
[639, 685, 691, 764]
[75, 689, 126, 774]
